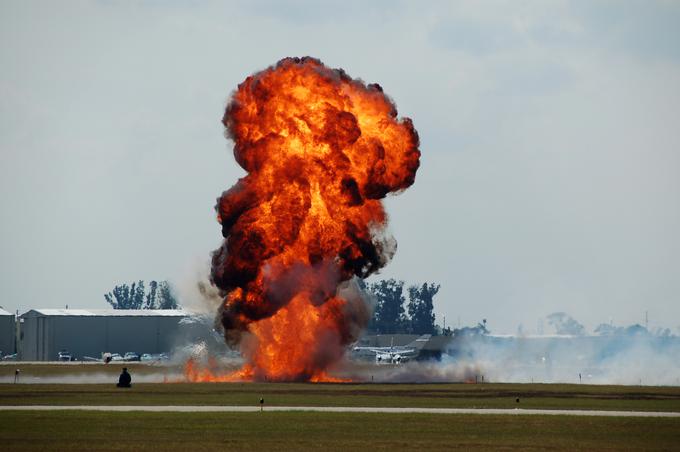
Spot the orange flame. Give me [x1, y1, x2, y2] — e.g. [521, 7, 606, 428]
[193, 57, 420, 382]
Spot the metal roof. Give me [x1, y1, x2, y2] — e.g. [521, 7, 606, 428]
[0, 308, 14, 316]
[22, 309, 188, 317]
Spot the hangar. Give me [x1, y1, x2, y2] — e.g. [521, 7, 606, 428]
[18, 309, 189, 361]
[0, 308, 16, 357]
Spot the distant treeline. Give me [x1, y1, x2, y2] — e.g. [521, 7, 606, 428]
[361, 279, 442, 335]
[549, 311, 675, 337]
[103, 277, 443, 334]
[104, 280, 179, 310]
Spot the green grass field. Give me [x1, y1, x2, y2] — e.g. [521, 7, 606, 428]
[2, 381, 680, 412]
[1, 410, 679, 451]
[2, 364, 680, 450]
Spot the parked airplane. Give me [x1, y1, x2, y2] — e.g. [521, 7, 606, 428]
[352, 334, 431, 364]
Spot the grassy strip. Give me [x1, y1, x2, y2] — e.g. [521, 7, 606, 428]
[1, 410, 679, 451]
[1, 382, 680, 412]
[0, 363, 181, 377]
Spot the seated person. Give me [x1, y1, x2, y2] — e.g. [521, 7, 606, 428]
[117, 367, 132, 388]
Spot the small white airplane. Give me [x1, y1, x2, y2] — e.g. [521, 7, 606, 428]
[352, 334, 431, 364]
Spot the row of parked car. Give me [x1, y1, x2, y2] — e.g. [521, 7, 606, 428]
[103, 352, 170, 363]
[54, 350, 171, 362]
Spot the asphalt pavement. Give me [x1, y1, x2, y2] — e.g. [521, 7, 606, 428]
[1, 405, 679, 417]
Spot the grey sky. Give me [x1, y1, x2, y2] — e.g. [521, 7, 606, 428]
[1, 0, 679, 334]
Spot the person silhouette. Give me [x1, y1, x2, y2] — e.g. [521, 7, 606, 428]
[117, 367, 132, 388]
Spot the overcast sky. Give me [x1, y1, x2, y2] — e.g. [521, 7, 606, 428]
[1, 1, 679, 334]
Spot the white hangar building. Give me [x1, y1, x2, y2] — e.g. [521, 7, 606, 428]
[18, 309, 189, 361]
[0, 308, 16, 357]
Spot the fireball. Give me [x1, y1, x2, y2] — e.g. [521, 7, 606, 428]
[189, 57, 420, 382]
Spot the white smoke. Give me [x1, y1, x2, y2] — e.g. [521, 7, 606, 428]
[437, 333, 680, 386]
[173, 256, 223, 315]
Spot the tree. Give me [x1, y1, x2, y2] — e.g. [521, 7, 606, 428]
[547, 312, 585, 336]
[128, 280, 145, 309]
[407, 283, 440, 334]
[134, 280, 145, 309]
[157, 281, 179, 309]
[144, 280, 158, 309]
[104, 280, 179, 309]
[104, 284, 132, 309]
[594, 323, 619, 336]
[129, 281, 137, 308]
[595, 322, 670, 337]
[363, 279, 443, 334]
[453, 319, 489, 338]
[367, 279, 407, 334]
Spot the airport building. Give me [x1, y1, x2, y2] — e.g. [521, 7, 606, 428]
[0, 308, 16, 357]
[18, 309, 189, 361]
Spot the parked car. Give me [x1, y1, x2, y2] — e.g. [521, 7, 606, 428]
[58, 350, 72, 361]
[123, 352, 140, 362]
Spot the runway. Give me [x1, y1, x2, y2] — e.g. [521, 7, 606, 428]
[1, 405, 679, 417]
